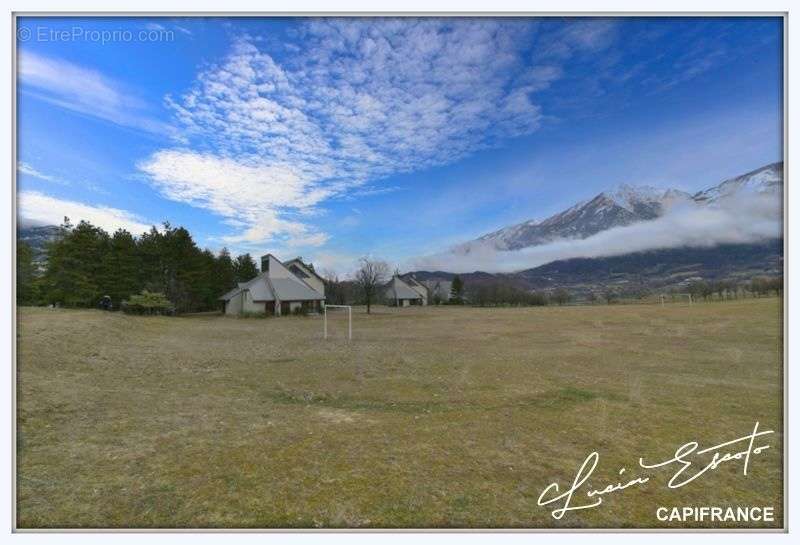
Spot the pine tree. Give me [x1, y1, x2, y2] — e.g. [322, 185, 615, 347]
[233, 253, 259, 284]
[100, 229, 142, 307]
[215, 248, 236, 292]
[31, 217, 265, 314]
[42, 219, 109, 307]
[17, 241, 37, 304]
[450, 275, 464, 304]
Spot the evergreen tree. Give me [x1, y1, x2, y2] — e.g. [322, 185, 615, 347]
[29, 217, 262, 313]
[215, 248, 236, 292]
[100, 229, 142, 307]
[17, 241, 37, 304]
[42, 219, 109, 307]
[233, 253, 259, 284]
[450, 275, 464, 304]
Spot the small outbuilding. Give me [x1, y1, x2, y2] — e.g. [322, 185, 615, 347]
[384, 275, 425, 307]
[400, 274, 429, 305]
[421, 278, 453, 303]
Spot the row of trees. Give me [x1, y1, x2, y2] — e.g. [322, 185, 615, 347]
[17, 218, 260, 313]
[593, 276, 784, 304]
[464, 276, 783, 307]
[684, 277, 783, 301]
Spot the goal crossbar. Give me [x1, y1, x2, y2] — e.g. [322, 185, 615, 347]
[323, 304, 352, 340]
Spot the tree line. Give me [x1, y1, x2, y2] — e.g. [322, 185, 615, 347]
[17, 218, 260, 313]
[17, 219, 783, 313]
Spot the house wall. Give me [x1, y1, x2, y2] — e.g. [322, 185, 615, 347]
[242, 290, 267, 314]
[225, 290, 266, 315]
[225, 292, 243, 315]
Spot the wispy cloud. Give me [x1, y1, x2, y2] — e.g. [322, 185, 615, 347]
[141, 19, 573, 248]
[18, 50, 173, 137]
[414, 193, 782, 273]
[17, 161, 66, 184]
[136, 17, 752, 255]
[138, 150, 330, 248]
[19, 190, 154, 234]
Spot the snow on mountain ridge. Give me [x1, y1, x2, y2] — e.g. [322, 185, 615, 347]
[693, 162, 783, 204]
[602, 183, 682, 212]
[457, 162, 783, 254]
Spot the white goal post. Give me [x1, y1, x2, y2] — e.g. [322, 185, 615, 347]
[323, 304, 352, 340]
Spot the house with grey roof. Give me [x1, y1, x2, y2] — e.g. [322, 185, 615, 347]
[421, 279, 453, 304]
[400, 274, 428, 305]
[384, 275, 425, 307]
[219, 254, 325, 316]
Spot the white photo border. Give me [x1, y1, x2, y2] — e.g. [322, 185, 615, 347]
[2, 1, 795, 542]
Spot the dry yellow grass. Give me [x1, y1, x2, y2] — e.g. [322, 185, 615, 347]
[16, 299, 783, 529]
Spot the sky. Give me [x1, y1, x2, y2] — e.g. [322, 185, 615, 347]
[16, 16, 784, 275]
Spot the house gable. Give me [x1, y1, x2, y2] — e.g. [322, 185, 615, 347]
[284, 258, 326, 298]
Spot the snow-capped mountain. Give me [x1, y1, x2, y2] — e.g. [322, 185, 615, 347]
[458, 162, 783, 253]
[692, 162, 783, 204]
[462, 184, 691, 252]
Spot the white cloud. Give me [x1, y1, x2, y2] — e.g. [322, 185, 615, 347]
[18, 191, 154, 234]
[138, 150, 329, 247]
[17, 161, 64, 184]
[414, 194, 783, 273]
[307, 251, 362, 279]
[143, 19, 608, 247]
[18, 51, 173, 136]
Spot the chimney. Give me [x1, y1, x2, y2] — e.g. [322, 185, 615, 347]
[261, 255, 270, 273]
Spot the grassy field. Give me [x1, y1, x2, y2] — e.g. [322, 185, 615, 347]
[16, 299, 783, 529]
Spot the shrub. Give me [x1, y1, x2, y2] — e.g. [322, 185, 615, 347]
[121, 290, 175, 316]
[240, 311, 270, 319]
[292, 306, 309, 316]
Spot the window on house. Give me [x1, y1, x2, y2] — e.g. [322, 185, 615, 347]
[290, 264, 310, 278]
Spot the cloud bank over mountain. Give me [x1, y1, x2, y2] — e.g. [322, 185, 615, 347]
[414, 166, 783, 273]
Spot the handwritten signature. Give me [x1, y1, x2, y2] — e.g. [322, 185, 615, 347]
[537, 421, 773, 519]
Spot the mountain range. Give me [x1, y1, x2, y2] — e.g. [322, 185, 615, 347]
[457, 162, 782, 254]
[17, 224, 62, 266]
[17, 162, 784, 296]
[416, 162, 783, 294]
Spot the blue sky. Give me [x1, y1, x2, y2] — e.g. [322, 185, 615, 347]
[16, 16, 783, 273]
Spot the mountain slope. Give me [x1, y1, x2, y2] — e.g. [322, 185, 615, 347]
[414, 241, 783, 297]
[17, 225, 63, 264]
[460, 162, 782, 253]
[692, 162, 783, 204]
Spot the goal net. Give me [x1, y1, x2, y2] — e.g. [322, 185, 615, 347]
[323, 305, 352, 340]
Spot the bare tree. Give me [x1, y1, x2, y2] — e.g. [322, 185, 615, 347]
[354, 257, 389, 314]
